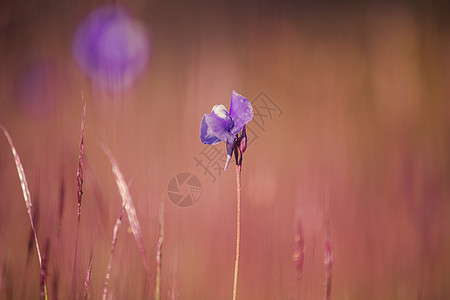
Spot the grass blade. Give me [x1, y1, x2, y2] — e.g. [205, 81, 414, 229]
[293, 208, 304, 280]
[72, 101, 86, 300]
[323, 187, 333, 300]
[103, 206, 125, 300]
[323, 233, 333, 300]
[40, 238, 50, 300]
[84, 253, 93, 300]
[155, 197, 164, 300]
[0, 125, 48, 300]
[102, 144, 150, 273]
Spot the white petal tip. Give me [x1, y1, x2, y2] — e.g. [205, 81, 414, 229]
[224, 154, 232, 171]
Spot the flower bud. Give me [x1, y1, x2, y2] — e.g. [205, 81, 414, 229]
[239, 126, 247, 154]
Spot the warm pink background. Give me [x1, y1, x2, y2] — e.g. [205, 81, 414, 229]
[0, 1, 449, 299]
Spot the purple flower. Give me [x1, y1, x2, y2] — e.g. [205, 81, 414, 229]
[73, 5, 151, 93]
[200, 90, 253, 170]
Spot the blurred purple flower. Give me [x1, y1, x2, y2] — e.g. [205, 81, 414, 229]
[200, 90, 253, 170]
[15, 62, 57, 118]
[73, 5, 151, 92]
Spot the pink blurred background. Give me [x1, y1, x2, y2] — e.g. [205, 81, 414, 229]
[1, 0, 449, 299]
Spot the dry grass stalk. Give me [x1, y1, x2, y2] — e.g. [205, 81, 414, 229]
[53, 176, 65, 300]
[22, 185, 40, 299]
[40, 238, 50, 300]
[84, 253, 93, 300]
[72, 101, 86, 300]
[0, 125, 48, 300]
[103, 206, 125, 300]
[102, 143, 150, 273]
[27, 175, 41, 263]
[293, 212, 304, 280]
[323, 187, 333, 300]
[77, 101, 86, 220]
[323, 233, 333, 300]
[155, 197, 165, 300]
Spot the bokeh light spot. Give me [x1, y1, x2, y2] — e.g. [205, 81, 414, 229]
[73, 5, 151, 93]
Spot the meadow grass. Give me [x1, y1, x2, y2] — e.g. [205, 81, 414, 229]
[0, 112, 337, 300]
[155, 195, 165, 300]
[102, 205, 125, 300]
[1, 125, 48, 300]
[84, 253, 92, 300]
[102, 143, 150, 274]
[72, 101, 86, 300]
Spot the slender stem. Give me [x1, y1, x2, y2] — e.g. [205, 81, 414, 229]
[155, 197, 164, 300]
[84, 254, 93, 300]
[72, 217, 80, 300]
[1, 126, 48, 300]
[72, 100, 86, 300]
[232, 164, 242, 300]
[323, 187, 333, 300]
[103, 206, 125, 300]
[323, 233, 333, 300]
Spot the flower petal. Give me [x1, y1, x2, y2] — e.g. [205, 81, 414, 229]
[224, 141, 234, 170]
[200, 105, 234, 145]
[229, 90, 253, 134]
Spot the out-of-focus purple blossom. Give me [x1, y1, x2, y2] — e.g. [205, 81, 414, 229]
[15, 62, 57, 118]
[200, 90, 253, 170]
[73, 5, 151, 93]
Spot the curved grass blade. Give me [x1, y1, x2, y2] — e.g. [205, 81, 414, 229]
[103, 206, 125, 300]
[72, 101, 86, 300]
[102, 143, 150, 273]
[0, 125, 48, 300]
